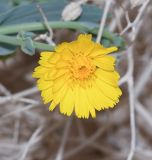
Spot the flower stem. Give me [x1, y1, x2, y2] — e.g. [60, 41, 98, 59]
[0, 21, 114, 40]
[0, 21, 90, 35]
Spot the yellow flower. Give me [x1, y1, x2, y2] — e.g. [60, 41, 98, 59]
[33, 34, 122, 118]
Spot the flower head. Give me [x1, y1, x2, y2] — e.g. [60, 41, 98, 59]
[33, 34, 122, 118]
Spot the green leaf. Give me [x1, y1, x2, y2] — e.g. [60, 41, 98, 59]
[0, 0, 102, 25]
[112, 36, 125, 49]
[21, 38, 35, 55]
[80, 4, 102, 22]
[101, 39, 111, 47]
[17, 31, 36, 55]
[0, 3, 10, 14]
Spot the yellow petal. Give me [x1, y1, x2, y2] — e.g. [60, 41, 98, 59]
[53, 74, 69, 93]
[39, 52, 55, 67]
[74, 85, 81, 118]
[95, 69, 120, 87]
[78, 87, 89, 118]
[49, 101, 57, 111]
[77, 34, 94, 55]
[97, 91, 116, 109]
[61, 49, 73, 61]
[92, 83, 118, 110]
[90, 46, 118, 57]
[68, 41, 80, 54]
[43, 69, 57, 80]
[96, 78, 122, 102]
[37, 79, 53, 90]
[40, 52, 54, 60]
[38, 59, 54, 68]
[77, 34, 92, 41]
[53, 83, 68, 104]
[60, 88, 75, 116]
[55, 42, 68, 52]
[41, 87, 53, 104]
[81, 87, 96, 118]
[93, 55, 115, 71]
[54, 68, 69, 80]
[39, 52, 54, 69]
[32, 66, 50, 78]
[86, 86, 101, 111]
[56, 60, 69, 68]
[73, 85, 96, 118]
[49, 53, 61, 64]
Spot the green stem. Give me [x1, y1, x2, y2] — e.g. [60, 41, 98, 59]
[0, 21, 91, 35]
[0, 35, 54, 51]
[0, 21, 113, 40]
[0, 21, 114, 40]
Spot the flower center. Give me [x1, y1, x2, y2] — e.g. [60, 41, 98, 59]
[70, 55, 96, 80]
